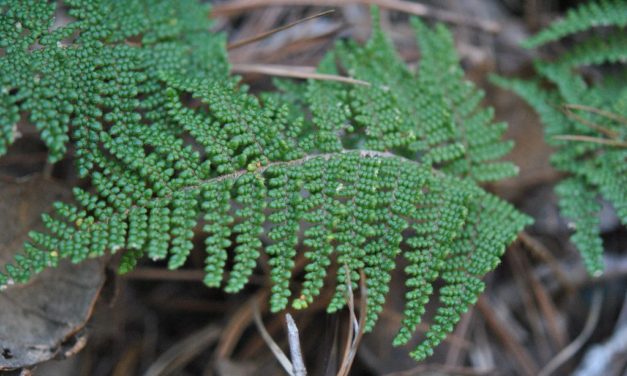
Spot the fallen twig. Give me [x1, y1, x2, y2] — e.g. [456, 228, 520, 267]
[553, 135, 627, 148]
[123, 267, 205, 282]
[215, 292, 268, 359]
[252, 302, 294, 375]
[228, 10, 335, 50]
[519, 232, 574, 293]
[508, 248, 554, 360]
[574, 292, 627, 375]
[445, 309, 474, 365]
[477, 296, 539, 376]
[231, 63, 371, 86]
[564, 103, 627, 125]
[538, 289, 604, 376]
[562, 108, 620, 139]
[143, 324, 220, 376]
[212, 0, 500, 33]
[384, 364, 496, 376]
[286, 313, 307, 376]
[337, 267, 367, 376]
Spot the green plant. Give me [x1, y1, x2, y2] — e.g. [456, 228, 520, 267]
[0, 1, 531, 361]
[492, 0, 626, 275]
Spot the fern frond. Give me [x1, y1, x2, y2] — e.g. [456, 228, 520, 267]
[410, 18, 517, 181]
[0, 0, 226, 163]
[0, 3, 531, 362]
[393, 179, 469, 347]
[493, 0, 626, 275]
[524, 0, 627, 48]
[556, 32, 627, 68]
[556, 178, 604, 273]
[273, 9, 517, 183]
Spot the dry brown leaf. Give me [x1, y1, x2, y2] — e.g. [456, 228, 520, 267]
[0, 176, 106, 371]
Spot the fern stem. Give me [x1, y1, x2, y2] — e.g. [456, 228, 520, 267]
[194, 150, 398, 188]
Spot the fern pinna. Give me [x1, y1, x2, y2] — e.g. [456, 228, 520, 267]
[493, 0, 627, 276]
[0, 1, 531, 361]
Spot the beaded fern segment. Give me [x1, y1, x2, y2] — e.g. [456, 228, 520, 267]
[0, 0, 225, 166]
[409, 19, 517, 181]
[493, 0, 627, 275]
[393, 176, 469, 347]
[334, 17, 418, 152]
[556, 179, 604, 271]
[412, 189, 530, 360]
[0, 1, 73, 160]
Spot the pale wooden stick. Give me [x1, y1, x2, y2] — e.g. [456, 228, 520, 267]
[563, 108, 620, 139]
[286, 313, 307, 376]
[553, 134, 627, 147]
[231, 63, 371, 86]
[228, 10, 335, 50]
[252, 302, 294, 375]
[564, 103, 627, 125]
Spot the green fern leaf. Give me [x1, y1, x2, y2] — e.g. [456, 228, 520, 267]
[0, 2, 531, 362]
[524, 0, 627, 48]
[493, 0, 626, 276]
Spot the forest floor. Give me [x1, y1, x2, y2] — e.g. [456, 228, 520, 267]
[1, 1, 626, 375]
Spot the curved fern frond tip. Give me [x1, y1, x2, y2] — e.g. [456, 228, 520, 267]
[493, 0, 626, 277]
[523, 0, 627, 49]
[0, 2, 531, 361]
